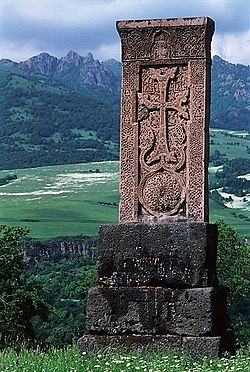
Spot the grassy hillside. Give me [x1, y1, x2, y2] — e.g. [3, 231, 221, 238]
[0, 72, 119, 169]
[208, 128, 250, 237]
[0, 161, 119, 238]
[210, 129, 250, 161]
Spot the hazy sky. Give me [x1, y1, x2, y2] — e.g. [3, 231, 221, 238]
[0, 0, 249, 65]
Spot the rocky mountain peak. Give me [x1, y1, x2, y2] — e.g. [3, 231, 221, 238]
[57, 50, 83, 71]
[211, 55, 250, 129]
[19, 52, 58, 76]
[85, 52, 94, 62]
[0, 58, 18, 68]
[0, 51, 121, 92]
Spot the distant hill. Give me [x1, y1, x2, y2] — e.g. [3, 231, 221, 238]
[0, 52, 249, 170]
[211, 56, 249, 130]
[0, 52, 121, 169]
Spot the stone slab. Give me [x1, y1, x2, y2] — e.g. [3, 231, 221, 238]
[183, 330, 236, 357]
[87, 286, 228, 336]
[77, 331, 235, 357]
[87, 286, 156, 334]
[97, 223, 218, 287]
[117, 17, 214, 223]
[78, 334, 181, 353]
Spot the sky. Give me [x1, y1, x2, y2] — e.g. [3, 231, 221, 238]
[0, 0, 249, 65]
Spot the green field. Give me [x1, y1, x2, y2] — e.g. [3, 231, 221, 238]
[210, 128, 250, 160]
[0, 161, 119, 238]
[0, 129, 249, 239]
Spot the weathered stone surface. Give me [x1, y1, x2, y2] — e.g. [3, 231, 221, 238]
[77, 332, 235, 357]
[156, 287, 229, 336]
[97, 223, 218, 287]
[87, 287, 228, 336]
[117, 17, 214, 223]
[78, 334, 182, 353]
[183, 331, 236, 357]
[87, 286, 156, 334]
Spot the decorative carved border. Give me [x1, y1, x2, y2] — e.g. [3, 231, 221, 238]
[117, 18, 214, 223]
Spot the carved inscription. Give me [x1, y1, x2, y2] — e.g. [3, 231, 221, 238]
[137, 65, 189, 219]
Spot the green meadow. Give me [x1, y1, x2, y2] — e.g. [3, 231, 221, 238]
[0, 129, 249, 239]
[0, 161, 119, 238]
[210, 128, 249, 160]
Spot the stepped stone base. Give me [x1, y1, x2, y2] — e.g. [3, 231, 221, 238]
[77, 331, 236, 357]
[77, 222, 236, 357]
[97, 223, 218, 288]
[87, 286, 229, 336]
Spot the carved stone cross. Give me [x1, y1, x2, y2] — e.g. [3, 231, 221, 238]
[117, 17, 214, 223]
[78, 17, 236, 357]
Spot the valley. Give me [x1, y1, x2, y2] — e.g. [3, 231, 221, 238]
[0, 128, 249, 239]
[0, 52, 249, 238]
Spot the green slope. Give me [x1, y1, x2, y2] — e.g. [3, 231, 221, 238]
[0, 72, 120, 169]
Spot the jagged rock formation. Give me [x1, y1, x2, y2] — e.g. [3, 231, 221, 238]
[19, 52, 58, 76]
[3, 50, 121, 92]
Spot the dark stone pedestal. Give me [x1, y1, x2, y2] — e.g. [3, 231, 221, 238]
[78, 223, 235, 357]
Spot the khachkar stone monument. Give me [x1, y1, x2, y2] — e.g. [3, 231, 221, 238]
[78, 17, 236, 357]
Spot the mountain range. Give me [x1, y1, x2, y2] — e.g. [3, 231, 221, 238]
[0, 50, 121, 92]
[0, 51, 249, 170]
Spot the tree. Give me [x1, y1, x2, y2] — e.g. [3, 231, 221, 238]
[216, 220, 250, 305]
[0, 225, 49, 348]
[216, 220, 250, 345]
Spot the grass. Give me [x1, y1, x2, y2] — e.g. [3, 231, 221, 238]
[0, 344, 249, 372]
[0, 161, 119, 239]
[209, 199, 250, 238]
[210, 128, 250, 161]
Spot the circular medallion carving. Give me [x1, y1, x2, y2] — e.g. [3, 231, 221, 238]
[139, 170, 185, 216]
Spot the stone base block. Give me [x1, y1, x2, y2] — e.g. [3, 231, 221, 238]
[183, 330, 236, 357]
[77, 334, 182, 353]
[77, 331, 236, 357]
[87, 286, 229, 336]
[97, 223, 218, 288]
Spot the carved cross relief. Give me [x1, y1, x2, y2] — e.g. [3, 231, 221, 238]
[137, 65, 189, 220]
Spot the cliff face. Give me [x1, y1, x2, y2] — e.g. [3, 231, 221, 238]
[21, 238, 97, 266]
